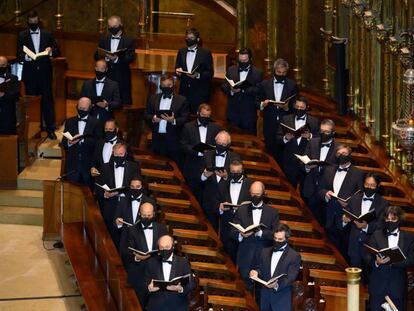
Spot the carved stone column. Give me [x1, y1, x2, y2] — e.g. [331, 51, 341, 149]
[346, 267, 362, 311]
[14, 0, 22, 27]
[265, 0, 277, 75]
[55, 0, 63, 31]
[322, 0, 333, 95]
[293, 0, 304, 85]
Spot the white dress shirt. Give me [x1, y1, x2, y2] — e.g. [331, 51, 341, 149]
[0, 76, 4, 84]
[186, 47, 197, 72]
[30, 29, 40, 53]
[319, 139, 332, 161]
[333, 164, 350, 195]
[239, 202, 263, 242]
[215, 153, 226, 183]
[197, 121, 208, 156]
[95, 78, 105, 96]
[230, 179, 243, 205]
[110, 36, 120, 52]
[270, 246, 287, 277]
[142, 222, 154, 251]
[78, 115, 88, 136]
[388, 229, 399, 248]
[158, 96, 173, 134]
[114, 163, 125, 189]
[162, 254, 174, 281]
[273, 78, 284, 102]
[294, 115, 307, 145]
[117, 196, 141, 229]
[102, 138, 117, 164]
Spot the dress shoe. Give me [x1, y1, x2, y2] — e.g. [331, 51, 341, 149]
[47, 131, 57, 140]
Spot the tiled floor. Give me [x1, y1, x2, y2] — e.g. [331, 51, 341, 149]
[0, 224, 83, 310]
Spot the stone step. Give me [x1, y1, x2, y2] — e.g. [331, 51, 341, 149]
[18, 158, 61, 190]
[0, 189, 43, 208]
[0, 206, 43, 226]
[37, 127, 64, 158]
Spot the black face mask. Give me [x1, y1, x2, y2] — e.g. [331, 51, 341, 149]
[141, 217, 153, 227]
[160, 86, 174, 96]
[108, 27, 121, 36]
[238, 61, 250, 69]
[129, 188, 142, 199]
[216, 144, 229, 154]
[28, 23, 39, 31]
[251, 195, 263, 206]
[113, 155, 126, 166]
[273, 240, 287, 251]
[198, 116, 210, 126]
[104, 131, 117, 141]
[0, 67, 7, 75]
[185, 38, 197, 47]
[385, 221, 399, 233]
[229, 172, 243, 182]
[336, 154, 351, 165]
[274, 74, 286, 83]
[77, 109, 89, 118]
[363, 187, 377, 198]
[159, 248, 174, 261]
[320, 132, 334, 143]
[294, 108, 307, 118]
[95, 70, 106, 80]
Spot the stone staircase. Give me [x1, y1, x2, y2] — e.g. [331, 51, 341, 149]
[0, 136, 62, 226]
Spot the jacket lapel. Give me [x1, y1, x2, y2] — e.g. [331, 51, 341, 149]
[273, 247, 289, 277]
[108, 161, 116, 188]
[26, 30, 36, 53]
[237, 179, 249, 204]
[169, 255, 178, 281]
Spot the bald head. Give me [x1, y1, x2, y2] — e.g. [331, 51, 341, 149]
[77, 97, 92, 111]
[0, 56, 8, 67]
[139, 202, 155, 217]
[250, 181, 265, 196]
[158, 235, 174, 250]
[215, 130, 231, 146]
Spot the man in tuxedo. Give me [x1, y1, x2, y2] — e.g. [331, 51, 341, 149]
[201, 130, 240, 231]
[146, 235, 195, 311]
[61, 97, 102, 186]
[230, 181, 280, 290]
[250, 224, 301, 311]
[16, 10, 60, 139]
[341, 173, 388, 271]
[276, 96, 320, 187]
[96, 142, 141, 243]
[218, 159, 253, 262]
[116, 194, 167, 307]
[258, 59, 298, 160]
[364, 206, 414, 311]
[221, 48, 263, 134]
[90, 119, 120, 177]
[95, 15, 135, 105]
[0, 56, 20, 135]
[180, 103, 220, 202]
[302, 119, 337, 225]
[175, 28, 213, 114]
[318, 144, 364, 254]
[145, 74, 189, 162]
[80, 59, 121, 123]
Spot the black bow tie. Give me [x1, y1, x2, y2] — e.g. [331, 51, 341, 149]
[231, 180, 242, 184]
[387, 232, 398, 237]
[198, 123, 207, 127]
[131, 197, 141, 202]
[30, 31, 39, 35]
[115, 163, 125, 168]
[273, 247, 285, 253]
[162, 94, 172, 99]
[78, 118, 87, 122]
[363, 197, 374, 202]
[321, 143, 331, 148]
[187, 49, 196, 53]
[296, 116, 306, 121]
[216, 152, 226, 157]
[252, 205, 262, 210]
[105, 140, 115, 144]
[96, 80, 104, 84]
[162, 259, 173, 264]
[239, 68, 249, 72]
[275, 80, 285, 84]
[111, 36, 121, 40]
[143, 226, 153, 230]
[337, 167, 349, 172]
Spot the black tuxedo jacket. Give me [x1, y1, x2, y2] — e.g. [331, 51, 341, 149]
[276, 113, 320, 178]
[91, 137, 120, 171]
[145, 255, 195, 311]
[221, 65, 263, 103]
[61, 115, 102, 173]
[0, 73, 19, 134]
[17, 29, 60, 83]
[364, 229, 414, 299]
[230, 204, 279, 268]
[94, 34, 135, 104]
[253, 245, 301, 310]
[344, 193, 388, 260]
[318, 164, 364, 200]
[302, 138, 338, 198]
[80, 78, 121, 122]
[145, 93, 189, 140]
[175, 47, 213, 106]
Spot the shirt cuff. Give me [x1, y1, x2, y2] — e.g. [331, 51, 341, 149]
[195, 72, 201, 79]
[172, 119, 176, 125]
[197, 152, 203, 157]
[219, 208, 224, 215]
[255, 230, 263, 238]
[260, 102, 265, 111]
[238, 233, 243, 242]
[230, 90, 234, 96]
[113, 56, 119, 63]
[25, 55, 32, 62]
[117, 223, 122, 229]
[362, 225, 368, 233]
[283, 137, 289, 144]
[342, 221, 347, 228]
[201, 174, 208, 182]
